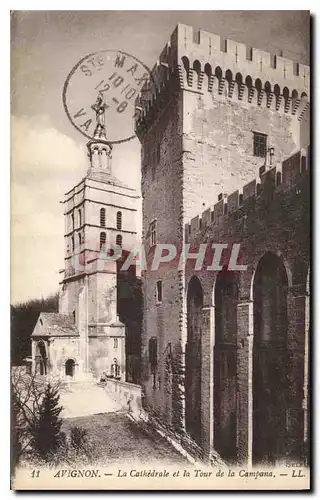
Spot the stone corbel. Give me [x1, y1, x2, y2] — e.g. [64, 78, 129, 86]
[284, 97, 292, 113]
[275, 94, 283, 111]
[292, 98, 301, 115]
[218, 77, 225, 95]
[238, 83, 246, 101]
[187, 69, 193, 87]
[228, 80, 236, 99]
[248, 87, 255, 103]
[257, 89, 264, 106]
[197, 71, 204, 91]
[266, 92, 274, 109]
[208, 75, 215, 93]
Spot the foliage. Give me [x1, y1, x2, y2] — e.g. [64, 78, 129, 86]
[29, 383, 64, 460]
[69, 425, 88, 452]
[11, 293, 59, 366]
[11, 368, 63, 470]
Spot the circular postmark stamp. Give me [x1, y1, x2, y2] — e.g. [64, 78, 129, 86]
[62, 50, 152, 144]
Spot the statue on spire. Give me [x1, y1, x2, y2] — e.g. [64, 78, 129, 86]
[91, 92, 108, 136]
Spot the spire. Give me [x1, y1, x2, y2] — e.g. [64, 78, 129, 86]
[87, 92, 113, 173]
[91, 92, 108, 139]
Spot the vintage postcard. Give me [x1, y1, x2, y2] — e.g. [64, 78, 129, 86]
[11, 10, 311, 490]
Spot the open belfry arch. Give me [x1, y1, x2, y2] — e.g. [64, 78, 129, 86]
[136, 24, 310, 465]
[31, 93, 140, 382]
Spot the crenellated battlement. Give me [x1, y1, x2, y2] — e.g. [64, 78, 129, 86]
[135, 24, 310, 137]
[185, 147, 310, 242]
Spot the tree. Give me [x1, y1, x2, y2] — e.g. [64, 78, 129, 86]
[11, 292, 59, 366]
[29, 383, 64, 460]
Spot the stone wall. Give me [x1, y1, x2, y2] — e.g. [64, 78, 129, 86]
[99, 378, 142, 416]
[135, 23, 310, 465]
[184, 151, 310, 464]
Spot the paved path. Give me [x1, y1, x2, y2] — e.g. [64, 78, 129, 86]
[59, 381, 121, 418]
[62, 412, 188, 466]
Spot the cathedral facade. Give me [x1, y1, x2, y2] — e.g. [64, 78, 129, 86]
[31, 98, 140, 383]
[135, 24, 310, 465]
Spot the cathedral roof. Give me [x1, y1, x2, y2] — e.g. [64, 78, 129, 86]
[85, 168, 132, 189]
[32, 312, 79, 337]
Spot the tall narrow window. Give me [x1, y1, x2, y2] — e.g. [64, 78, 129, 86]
[156, 143, 161, 163]
[150, 220, 157, 246]
[149, 337, 158, 389]
[116, 234, 122, 248]
[116, 211, 122, 230]
[156, 280, 163, 303]
[78, 233, 82, 247]
[271, 54, 277, 69]
[246, 46, 253, 61]
[78, 209, 82, 228]
[71, 235, 75, 252]
[221, 38, 227, 53]
[71, 213, 74, 231]
[100, 232, 106, 250]
[100, 208, 106, 227]
[253, 132, 267, 158]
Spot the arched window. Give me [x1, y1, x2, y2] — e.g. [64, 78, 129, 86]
[100, 208, 106, 227]
[116, 234, 122, 248]
[116, 211, 122, 230]
[65, 359, 75, 377]
[100, 232, 106, 250]
[149, 338, 158, 370]
[111, 358, 120, 378]
[78, 209, 82, 228]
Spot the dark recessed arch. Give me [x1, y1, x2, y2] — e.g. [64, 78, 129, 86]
[181, 56, 190, 72]
[192, 59, 201, 73]
[185, 275, 203, 446]
[283, 86, 290, 99]
[292, 89, 298, 100]
[245, 75, 253, 88]
[235, 72, 243, 84]
[225, 69, 233, 82]
[264, 81, 271, 93]
[274, 84, 281, 96]
[204, 62, 212, 76]
[255, 78, 262, 91]
[214, 269, 239, 462]
[215, 66, 222, 79]
[252, 252, 289, 464]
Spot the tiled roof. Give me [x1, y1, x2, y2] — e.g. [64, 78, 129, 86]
[32, 312, 79, 337]
[86, 168, 130, 189]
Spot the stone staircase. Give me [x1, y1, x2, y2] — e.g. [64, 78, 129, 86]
[59, 380, 123, 418]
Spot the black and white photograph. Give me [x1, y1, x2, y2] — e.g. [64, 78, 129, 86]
[10, 10, 311, 490]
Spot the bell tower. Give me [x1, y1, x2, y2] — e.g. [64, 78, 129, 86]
[59, 92, 139, 380]
[87, 93, 113, 174]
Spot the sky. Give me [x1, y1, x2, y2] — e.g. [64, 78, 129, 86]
[11, 10, 310, 304]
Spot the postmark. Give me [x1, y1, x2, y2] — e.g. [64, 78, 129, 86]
[62, 50, 153, 144]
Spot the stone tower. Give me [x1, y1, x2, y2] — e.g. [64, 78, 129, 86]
[135, 24, 310, 449]
[58, 93, 139, 380]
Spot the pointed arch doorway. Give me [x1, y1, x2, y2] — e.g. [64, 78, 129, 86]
[252, 252, 289, 464]
[185, 275, 203, 446]
[214, 269, 238, 463]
